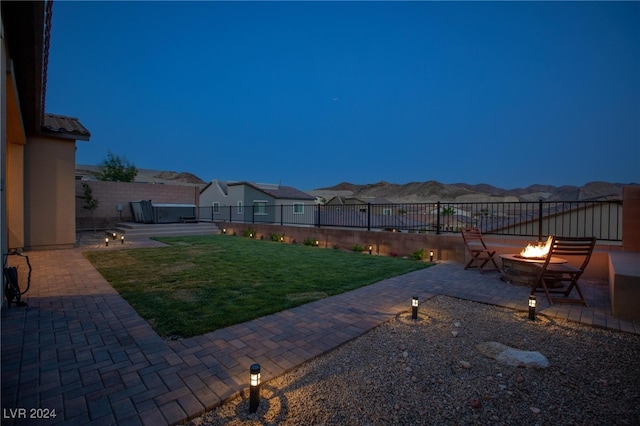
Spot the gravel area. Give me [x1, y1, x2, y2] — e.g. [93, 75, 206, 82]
[190, 295, 640, 426]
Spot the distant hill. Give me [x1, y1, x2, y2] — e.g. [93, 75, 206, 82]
[76, 165, 206, 187]
[310, 180, 633, 203]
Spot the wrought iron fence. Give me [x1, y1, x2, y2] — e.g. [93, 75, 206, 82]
[198, 200, 623, 241]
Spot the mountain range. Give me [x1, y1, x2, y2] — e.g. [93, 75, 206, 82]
[309, 180, 633, 203]
[77, 165, 634, 202]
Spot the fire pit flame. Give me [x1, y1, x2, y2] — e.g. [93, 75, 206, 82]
[519, 236, 553, 259]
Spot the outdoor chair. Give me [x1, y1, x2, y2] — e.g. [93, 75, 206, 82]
[461, 227, 500, 273]
[530, 236, 596, 306]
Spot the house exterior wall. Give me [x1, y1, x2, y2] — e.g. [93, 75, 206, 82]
[1, 17, 7, 307]
[76, 180, 200, 230]
[24, 136, 77, 250]
[7, 141, 24, 248]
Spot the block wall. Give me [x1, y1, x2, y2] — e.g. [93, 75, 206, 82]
[76, 180, 200, 230]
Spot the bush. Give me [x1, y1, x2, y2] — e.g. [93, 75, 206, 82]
[410, 248, 426, 260]
[269, 233, 285, 242]
[352, 244, 365, 253]
[303, 238, 318, 246]
[244, 228, 256, 238]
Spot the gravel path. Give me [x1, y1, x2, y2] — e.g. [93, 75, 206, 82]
[190, 296, 640, 426]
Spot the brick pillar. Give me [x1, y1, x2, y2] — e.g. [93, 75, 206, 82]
[622, 185, 640, 251]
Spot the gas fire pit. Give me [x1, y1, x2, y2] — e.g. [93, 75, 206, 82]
[500, 254, 566, 286]
[500, 237, 566, 286]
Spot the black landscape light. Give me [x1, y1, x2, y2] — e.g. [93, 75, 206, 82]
[429, 250, 434, 262]
[280, 235, 285, 242]
[121, 235, 125, 244]
[411, 296, 419, 320]
[368, 244, 373, 255]
[528, 295, 536, 321]
[315, 239, 319, 247]
[249, 363, 261, 413]
[112, 232, 117, 240]
[105, 237, 109, 247]
[222, 228, 227, 234]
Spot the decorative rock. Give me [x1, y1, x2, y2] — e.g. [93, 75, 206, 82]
[530, 406, 541, 414]
[470, 398, 482, 409]
[459, 360, 471, 369]
[453, 321, 462, 327]
[475, 342, 549, 369]
[451, 331, 458, 337]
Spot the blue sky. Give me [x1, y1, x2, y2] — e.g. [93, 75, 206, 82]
[46, 1, 639, 190]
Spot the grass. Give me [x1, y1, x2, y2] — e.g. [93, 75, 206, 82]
[84, 234, 432, 338]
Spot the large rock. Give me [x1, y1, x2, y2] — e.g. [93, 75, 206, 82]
[475, 341, 549, 369]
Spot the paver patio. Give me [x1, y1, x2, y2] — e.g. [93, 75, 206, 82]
[1, 240, 638, 425]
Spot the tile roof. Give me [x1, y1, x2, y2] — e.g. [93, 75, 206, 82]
[42, 113, 91, 140]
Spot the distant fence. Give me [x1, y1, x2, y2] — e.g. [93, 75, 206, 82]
[199, 200, 623, 242]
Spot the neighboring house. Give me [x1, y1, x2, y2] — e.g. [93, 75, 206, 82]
[2, 0, 91, 264]
[200, 180, 315, 225]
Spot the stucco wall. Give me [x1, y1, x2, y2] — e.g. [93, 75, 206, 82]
[622, 185, 640, 251]
[24, 136, 77, 250]
[76, 180, 200, 230]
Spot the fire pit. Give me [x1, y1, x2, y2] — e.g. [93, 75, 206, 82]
[500, 237, 566, 286]
[500, 254, 567, 286]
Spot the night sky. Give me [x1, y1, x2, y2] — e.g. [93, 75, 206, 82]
[46, 1, 639, 190]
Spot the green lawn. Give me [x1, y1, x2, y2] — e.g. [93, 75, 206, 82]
[84, 235, 431, 338]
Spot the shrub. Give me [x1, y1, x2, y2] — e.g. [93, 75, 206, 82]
[409, 248, 426, 260]
[269, 233, 285, 242]
[352, 244, 365, 253]
[243, 227, 256, 238]
[303, 238, 318, 246]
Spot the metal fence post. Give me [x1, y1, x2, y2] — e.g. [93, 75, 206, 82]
[436, 201, 441, 235]
[538, 199, 543, 241]
[367, 203, 371, 231]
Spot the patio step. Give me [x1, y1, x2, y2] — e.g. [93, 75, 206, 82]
[110, 222, 220, 238]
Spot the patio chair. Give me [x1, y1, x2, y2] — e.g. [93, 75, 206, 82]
[461, 228, 500, 273]
[530, 236, 596, 306]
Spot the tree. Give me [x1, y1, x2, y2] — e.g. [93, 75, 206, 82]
[78, 182, 99, 232]
[95, 151, 138, 182]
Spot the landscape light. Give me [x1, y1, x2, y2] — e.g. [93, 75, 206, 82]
[315, 240, 319, 247]
[411, 296, 419, 320]
[528, 295, 536, 321]
[368, 244, 373, 255]
[112, 232, 117, 240]
[222, 228, 226, 234]
[121, 235, 125, 244]
[280, 236, 284, 242]
[429, 250, 434, 262]
[105, 237, 109, 247]
[249, 363, 261, 413]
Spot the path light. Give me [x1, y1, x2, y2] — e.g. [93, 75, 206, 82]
[368, 244, 373, 255]
[121, 235, 125, 244]
[112, 232, 117, 240]
[411, 296, 419, 320]
[429, 250, 434, 262]
[280, 235, 284, 242]
[528, 295, 536, 321]
[105, 237, 109, 247]
[222, 228, 226, 234]
[249, 363, 261, 413]
[315, 240, 319, 247]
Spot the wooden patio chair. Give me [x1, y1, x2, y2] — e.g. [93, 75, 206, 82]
[461, 228, 500, 273]
[530, 236, 596, 306]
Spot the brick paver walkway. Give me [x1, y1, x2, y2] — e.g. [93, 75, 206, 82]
[2, 241, 638, 425]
